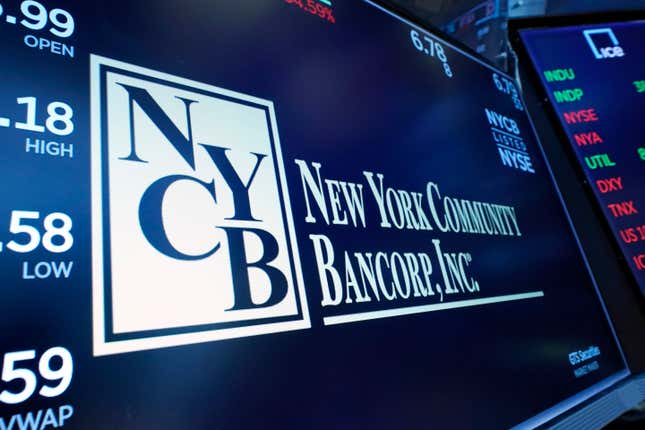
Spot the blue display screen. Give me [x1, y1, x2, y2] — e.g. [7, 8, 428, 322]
[520, 21, 645, 296]
[0, 1, 627, 428]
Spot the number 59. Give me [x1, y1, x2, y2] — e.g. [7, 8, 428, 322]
[0, 347, 73, 404]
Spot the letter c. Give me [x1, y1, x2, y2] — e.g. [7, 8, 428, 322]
[427, 182, 449, 232]
[139, 174, 220, 260]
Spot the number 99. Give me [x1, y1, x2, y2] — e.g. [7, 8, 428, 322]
[20, 1, 75, 38]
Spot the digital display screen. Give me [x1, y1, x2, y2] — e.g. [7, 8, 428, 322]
[0, 1, 627, 428]
[519, 20, 645, 296]
[443, 0, 508, 68]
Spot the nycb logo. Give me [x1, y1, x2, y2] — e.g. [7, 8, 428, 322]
[91, 55, 309, 355]
[583, 28, 624, 59]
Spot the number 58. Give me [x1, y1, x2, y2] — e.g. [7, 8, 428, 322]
[6, 210, 73, 253]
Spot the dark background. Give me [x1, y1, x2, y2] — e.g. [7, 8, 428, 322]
[385, 0, 644, 70]
[508, 14, 645, 427]
[518, 22, 645, 299]
[0, 1, 629, 429]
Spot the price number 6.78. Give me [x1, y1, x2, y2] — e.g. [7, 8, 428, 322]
[410, 29, 453, 78]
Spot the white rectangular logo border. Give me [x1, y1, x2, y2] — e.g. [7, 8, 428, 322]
[90, 54, 310, 356]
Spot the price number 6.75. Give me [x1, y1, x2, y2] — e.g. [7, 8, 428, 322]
[6, 210, 73, 253]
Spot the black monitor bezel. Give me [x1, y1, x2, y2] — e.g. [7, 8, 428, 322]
[508, 10, 645, 373]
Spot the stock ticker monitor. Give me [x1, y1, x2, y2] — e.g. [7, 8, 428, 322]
[511, 14, 645, 299]
[0, 0, 636, 429]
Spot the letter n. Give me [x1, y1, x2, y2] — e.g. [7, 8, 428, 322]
[118, 84, 198, 170]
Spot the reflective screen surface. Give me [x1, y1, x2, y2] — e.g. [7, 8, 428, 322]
[520, 20, 645, 297]
[0, 1, 628, 428]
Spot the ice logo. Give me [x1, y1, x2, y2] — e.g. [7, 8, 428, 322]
[583, 28, 624, 59]
[91, 55, 309, 355]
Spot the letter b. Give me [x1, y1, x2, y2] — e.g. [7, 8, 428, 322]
[221, 226, 289, 311]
